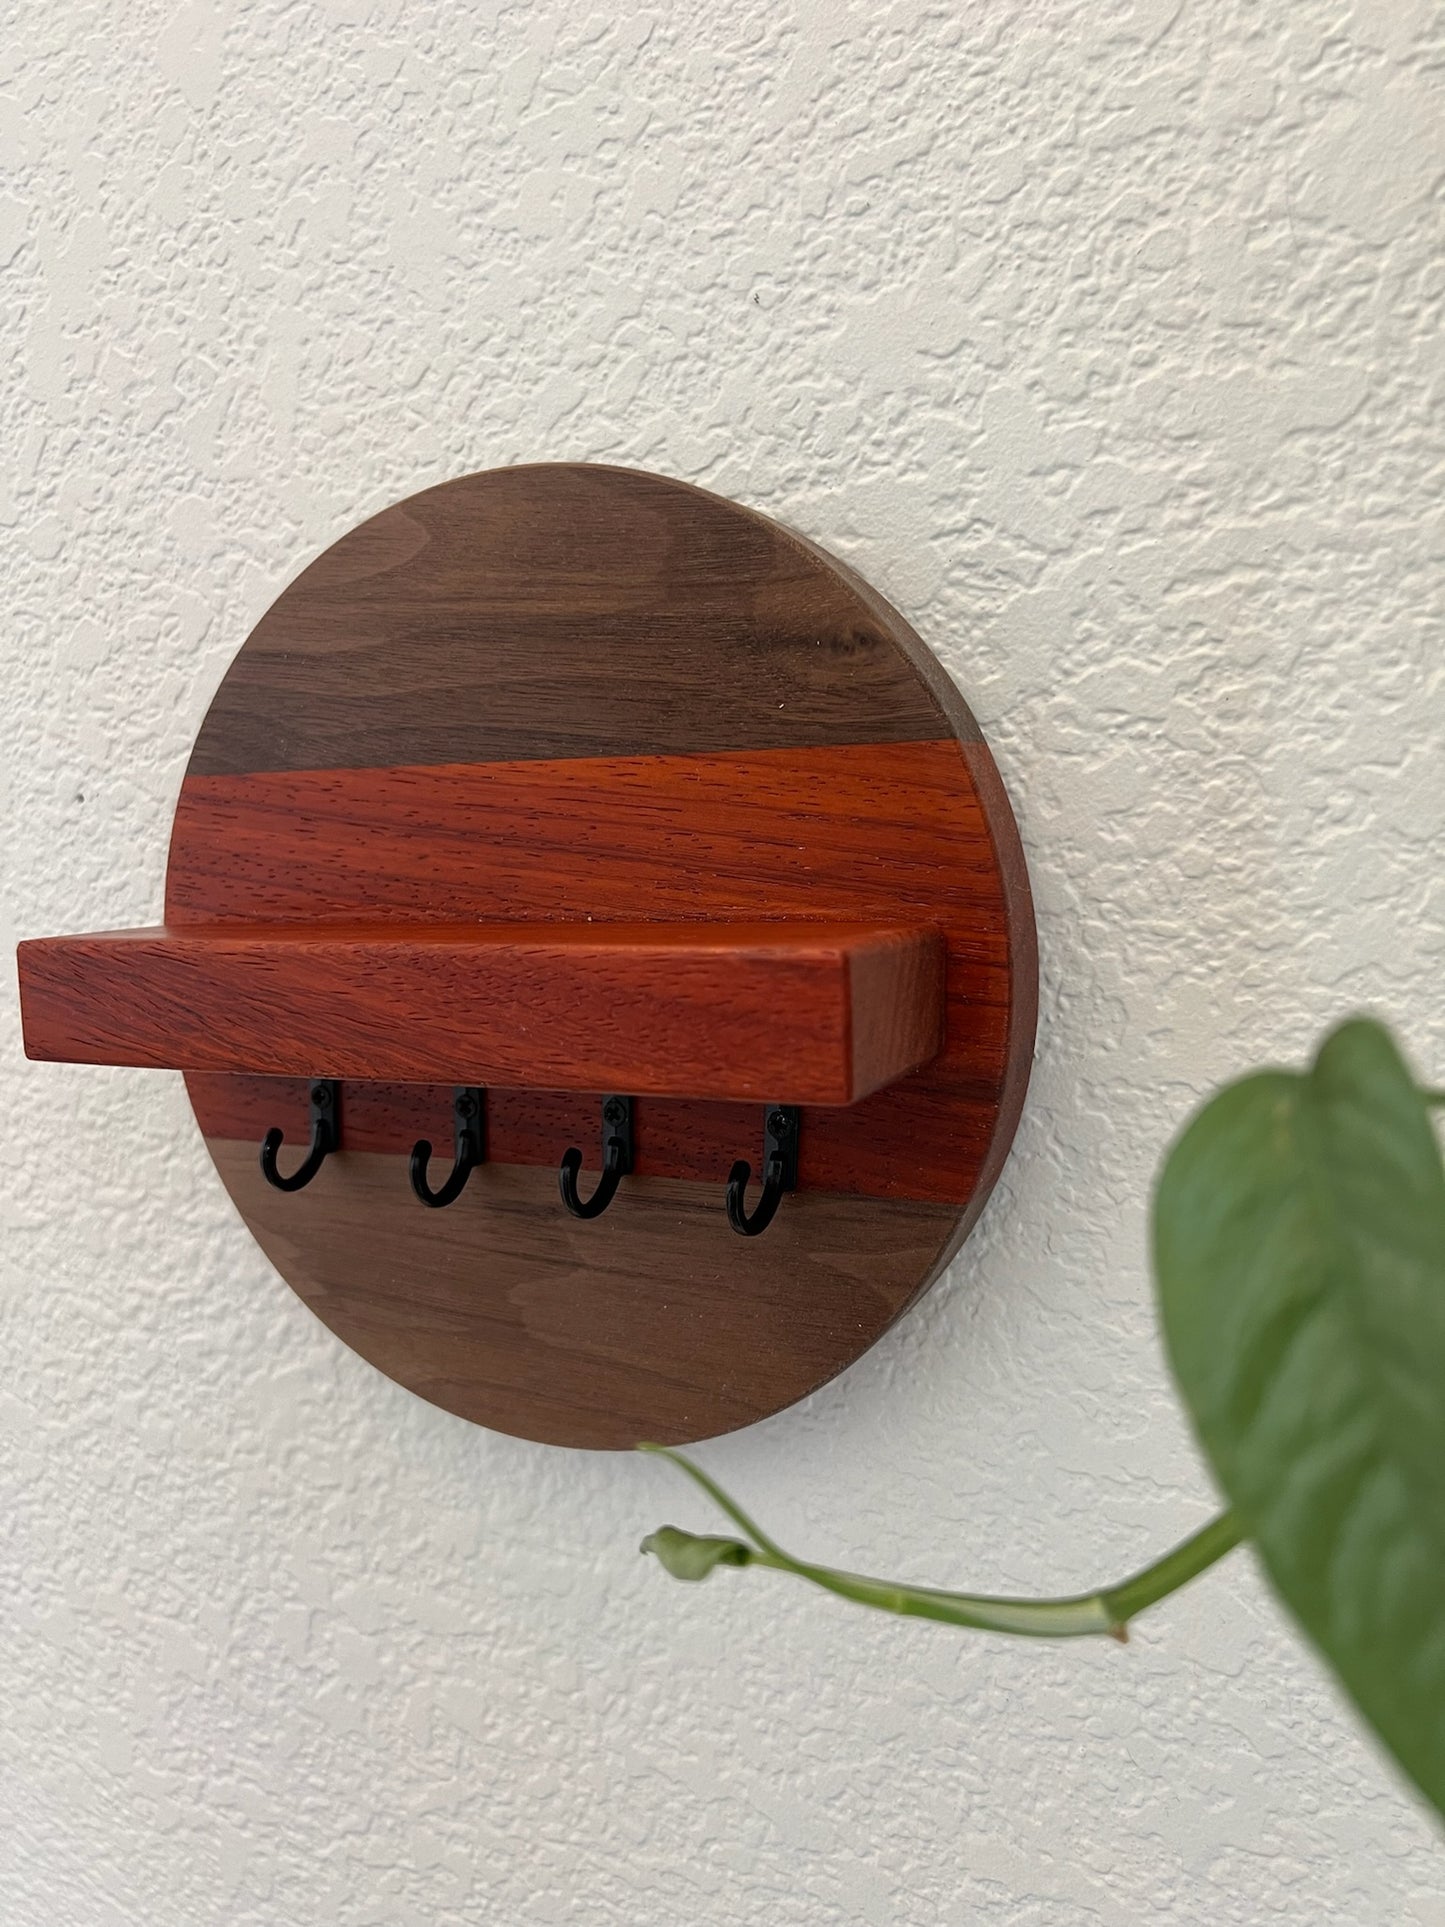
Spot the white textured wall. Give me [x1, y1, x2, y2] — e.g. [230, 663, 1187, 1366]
[3, 2, 1443, 1920]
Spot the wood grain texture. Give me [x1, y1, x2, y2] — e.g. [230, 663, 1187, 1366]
[167, 740, 1017, 1205]
[20, 920, 943, 1103]
[208, 1139, 959, 1449]
[153, 464, 1036, 1445]
[185, 465, 961, 776]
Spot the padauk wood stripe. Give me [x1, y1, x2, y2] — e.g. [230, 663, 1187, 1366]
[166, 739, 1005, 936]
[162, 738, 1022, 1203]
[184, 1073, 1001, 1205]
[165, 742, 1011, 1058]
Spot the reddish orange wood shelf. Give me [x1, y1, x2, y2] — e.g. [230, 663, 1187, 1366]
[17, 919, 945, 1105]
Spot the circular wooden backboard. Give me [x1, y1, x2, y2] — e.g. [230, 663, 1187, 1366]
[168, 465, 1036, 1449]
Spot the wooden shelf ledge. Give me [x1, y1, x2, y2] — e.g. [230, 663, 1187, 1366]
[18, 920, 945, 1106]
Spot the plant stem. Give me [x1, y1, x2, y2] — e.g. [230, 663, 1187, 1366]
[639, 1445, 1244, 1641]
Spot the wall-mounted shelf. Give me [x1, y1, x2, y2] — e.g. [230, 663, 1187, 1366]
[15, 463, 1036, 1450]
[20, 919, 944, 1102]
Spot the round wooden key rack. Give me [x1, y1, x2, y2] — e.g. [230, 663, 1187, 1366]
[19, 465, 1036, 1448]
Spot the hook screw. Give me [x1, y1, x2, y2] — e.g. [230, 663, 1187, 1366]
[727, 1104, 800, 1237]
[260, 1080, 339, 1192]
[411, 1086, 487, 1208]
[560, 1095, 634, 1219]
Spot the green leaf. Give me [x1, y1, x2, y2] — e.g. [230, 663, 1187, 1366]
[641, 1527, 754, 1581]
[1155, 1016, 1445, 1819]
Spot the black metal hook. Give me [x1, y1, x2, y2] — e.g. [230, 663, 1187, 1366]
[260, 1080, 339, 1193]
[410, 1087, 487, 1208]
[726, 1105, 799, 1237]
[559, 1095, 633, 1220]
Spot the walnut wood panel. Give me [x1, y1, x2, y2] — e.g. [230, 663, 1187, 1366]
[185, 465, 960, 777]
[149, 464, 1036, 1445]
[19, 920, 944, 1103]
[208, 1140, 959, 1449]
